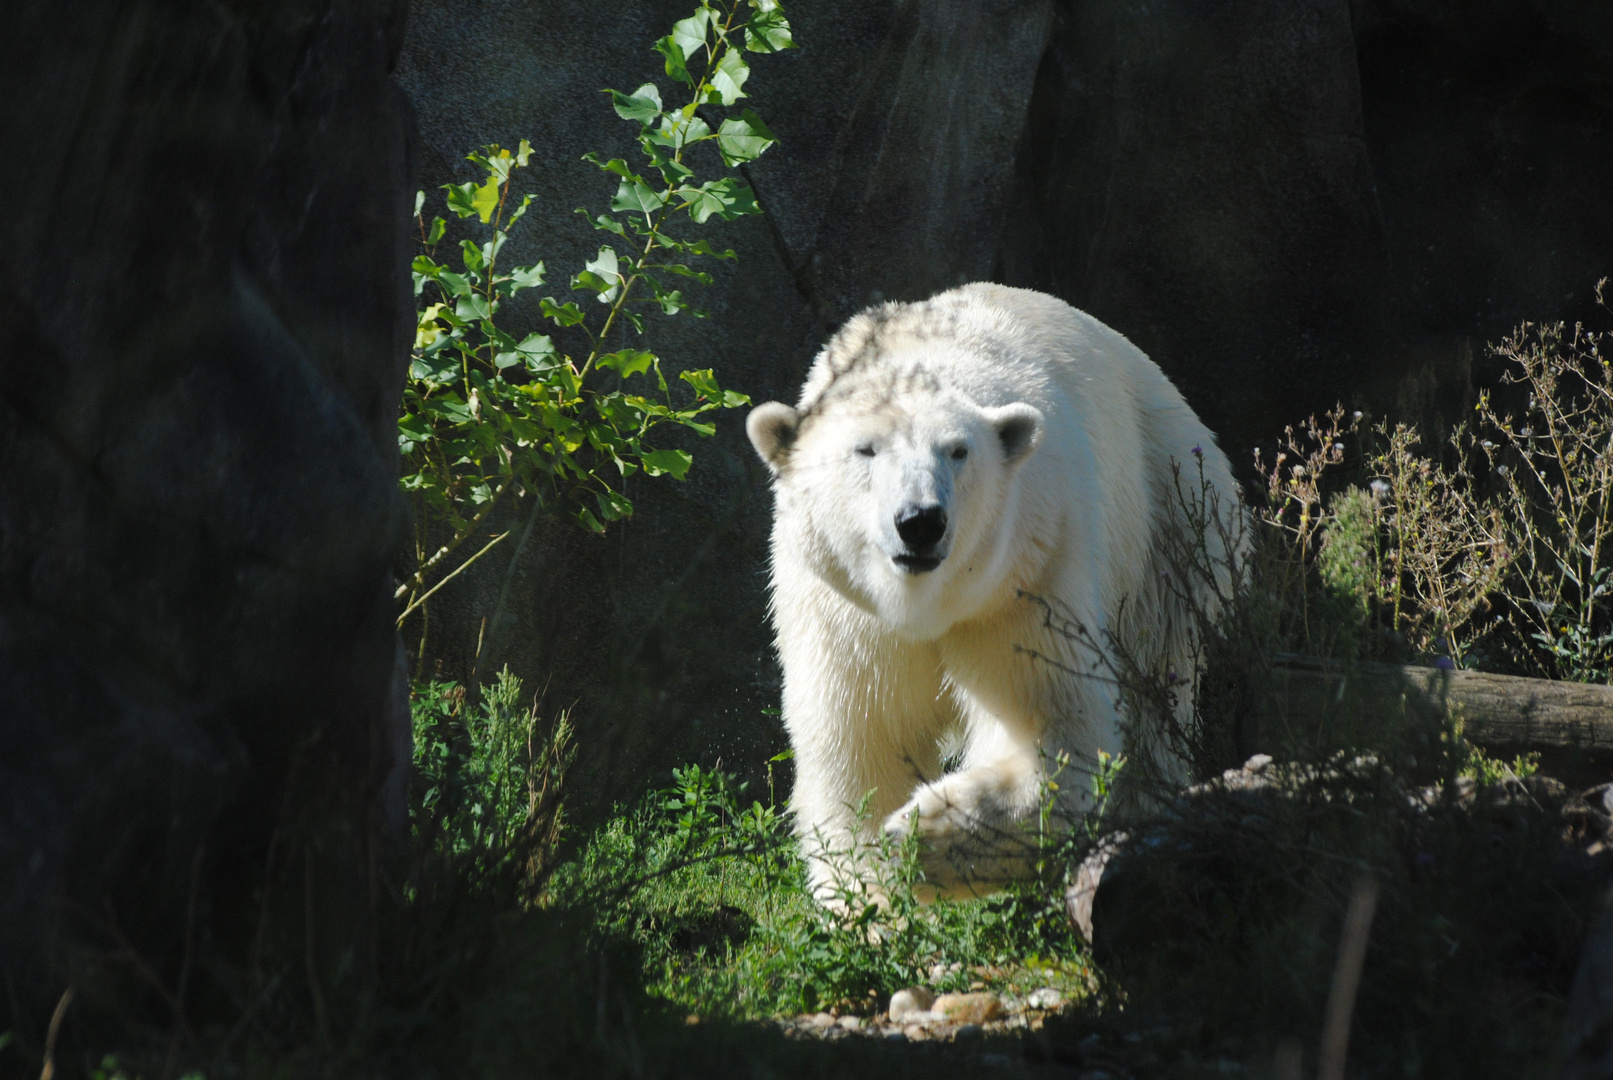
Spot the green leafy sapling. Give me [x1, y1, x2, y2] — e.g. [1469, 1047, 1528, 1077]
[397, 0, 793, 626]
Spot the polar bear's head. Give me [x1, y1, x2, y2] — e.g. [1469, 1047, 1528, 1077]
[747, 387, 1043, 636]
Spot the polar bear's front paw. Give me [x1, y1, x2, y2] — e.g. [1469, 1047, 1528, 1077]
[881, 771, 1033, 895]
[883, 774, 988, 844]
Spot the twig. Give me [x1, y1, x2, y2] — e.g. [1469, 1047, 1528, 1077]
[39, 987, 72, 1080]
[304, 849, 330, 1047]
[1318, 872, 1382, 1080]
[470, 498, 545, 693]
[396, 529, 512, 625]
[163, 846, 205, 1080]
[394, 480, 511, 600]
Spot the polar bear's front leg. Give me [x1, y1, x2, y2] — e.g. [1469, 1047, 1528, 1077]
[882, 751, 1046, 896]
[774, 590, 952, 906]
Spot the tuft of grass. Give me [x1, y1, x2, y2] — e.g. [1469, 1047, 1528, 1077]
[551, 761, 1099, 1021]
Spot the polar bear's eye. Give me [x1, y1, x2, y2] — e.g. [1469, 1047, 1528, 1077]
[950, 446, 969, 461]
[855, 444, 876, 458]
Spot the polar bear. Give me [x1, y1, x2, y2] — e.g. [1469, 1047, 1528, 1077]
[746, 283, 1240, 900]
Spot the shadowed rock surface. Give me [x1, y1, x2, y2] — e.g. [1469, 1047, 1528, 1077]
[396, 0, 1613, 817]
[0, 0, 414, 1042]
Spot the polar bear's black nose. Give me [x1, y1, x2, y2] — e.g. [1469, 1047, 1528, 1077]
[895, 505, 948, 550]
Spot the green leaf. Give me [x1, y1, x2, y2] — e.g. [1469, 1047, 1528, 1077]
[708, 48, 750, 105]
[427, 215, 447, 244]
[610, 176, 667, 219]
[456, 295, 494, 322]
[610, 82, 664, 124]
[541, 297, 588, 327]
[438, 270, 474, 298]
[490, 332, 554, 373]
[574, 246, 622, 303]
[745, 7, 795, 53]
[413, 190, 425, 217]
[481, 232, 507, 266]
[653, 36, 692, 86]
[716, 109, 777, 165]
[650, 113, 711, 152]
[677, 177, 760, 223]
[460, 238, 485, 274]
[656, 262, 714, 285]
[671, 7, 712, 63]
[654, 235, 738, 260]
[515, 332, 560, 373]
[578, 210, 627, 236]
[506, 193, 535, 229]
[682, 368, 751, 408]
[516, 138, 534, 167]
[640, 448, 694, 480]
[444, 178, 502, 223]
[577, 505, 606, 533]
[598, 349, 656, 379]
[595, 489, 633, 522]
[507, 262, 545, 293]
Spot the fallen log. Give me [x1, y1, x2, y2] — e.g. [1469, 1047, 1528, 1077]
[1271, 653, 1613, 751]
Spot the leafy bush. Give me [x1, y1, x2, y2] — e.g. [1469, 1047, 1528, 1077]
[395, 0, 792, 627]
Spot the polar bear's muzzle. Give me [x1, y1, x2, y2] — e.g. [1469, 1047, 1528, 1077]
[892, 504, 948, 573]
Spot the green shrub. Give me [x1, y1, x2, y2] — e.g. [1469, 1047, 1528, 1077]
[410, 669, 574, 902]
[395, 0, 792, 631]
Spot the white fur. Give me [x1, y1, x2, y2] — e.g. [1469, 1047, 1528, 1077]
[748, 283, 1240, 900]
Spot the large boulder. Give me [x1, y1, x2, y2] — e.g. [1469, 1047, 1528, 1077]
[0, 0, 414, 1042]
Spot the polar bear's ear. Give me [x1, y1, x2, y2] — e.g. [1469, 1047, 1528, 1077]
[746, 401, 801, 472]
[988, 403, 1043, 467]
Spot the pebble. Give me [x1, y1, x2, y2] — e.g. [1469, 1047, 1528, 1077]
[904, 1024, 931, 1041]
[1027, 986, 1063, 1010]
[808, 1011, 835, 1028]
[837, 1015, 863, 1032]
[933, 991, 1004, 1024]
[888, 986, 937, 1023]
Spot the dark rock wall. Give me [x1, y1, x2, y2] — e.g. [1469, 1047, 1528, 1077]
[0, 0, 414, 1037]
[1003, 0, 1392, 455]
[396, 0, 1613, 816]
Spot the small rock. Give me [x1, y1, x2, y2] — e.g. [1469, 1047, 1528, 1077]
[1027, 987, 1063, 1010]
[955, 1022, 983, 1039]
[888, 985, 937, 1023]
[933, 991, 1004, 1024]
[883, 1027, 907, 1042]
[808, 1011, 835, 1028]
[904, 1024, 931, 1041]
[837, 1014, 863, 1031]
